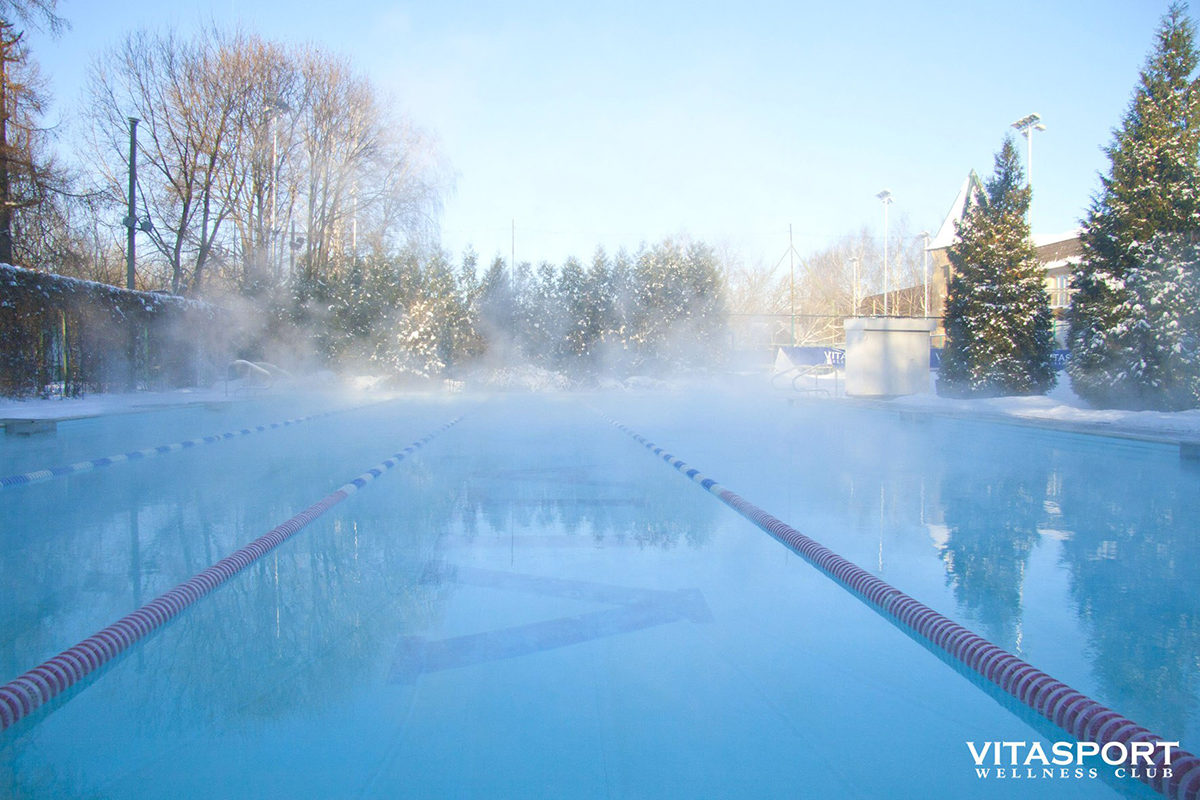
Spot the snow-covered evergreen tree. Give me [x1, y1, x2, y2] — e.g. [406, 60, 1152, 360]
[477, 255, 515, 350]
[1068, 3, 1200, 408]
[631, 239, 726, 371]
[556, 255, 589, 366]
[1104, 234, 1200, 409]
[937, 136, 1055, 397]
[521, 260, 559, 364]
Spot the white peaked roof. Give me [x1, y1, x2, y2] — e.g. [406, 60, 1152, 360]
[1031, 230, 1083, 248]
[928, 171, 983, 251]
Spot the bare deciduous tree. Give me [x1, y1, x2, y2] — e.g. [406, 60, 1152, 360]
[0, 0, 66, 265]
[86, 27, 254, 293]
[83, 26, 447, 296]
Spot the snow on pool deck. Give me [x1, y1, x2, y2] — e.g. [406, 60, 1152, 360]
[881, 381, 1200, 443]
[0, 388, 243, 421]
[0, 375, 357, 424]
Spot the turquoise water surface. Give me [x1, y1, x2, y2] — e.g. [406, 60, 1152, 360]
[0, 389, 1195, 799]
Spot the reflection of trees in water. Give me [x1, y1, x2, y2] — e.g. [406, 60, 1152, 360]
[0, 455, 241, 681]
[118, 504, 447, 730]
[451, 459, 717, 550]
[937, 464, 1047, 651]
[821, 415, 1046, 651]
[790, 414, 1070, 663]
[824, 414, 1199, 745]
[0, 432, 457, 719]
[0, 400, 722, 799]
[0, 464, 458, 799]
[1055, 451, 1200, 738]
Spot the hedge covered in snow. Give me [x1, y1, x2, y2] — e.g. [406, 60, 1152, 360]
[0, 264, 233, 397]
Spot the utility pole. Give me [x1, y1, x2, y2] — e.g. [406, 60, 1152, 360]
[772, 228, 801, 347]
[511, 218, 516, 291]
[125, 117, 139, 290]
[789, 223, 795, 346]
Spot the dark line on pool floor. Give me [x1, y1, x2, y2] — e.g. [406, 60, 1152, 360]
[390, 566, 711, 684]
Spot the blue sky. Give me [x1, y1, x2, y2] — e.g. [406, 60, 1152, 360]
[25, 0, 1178, 268]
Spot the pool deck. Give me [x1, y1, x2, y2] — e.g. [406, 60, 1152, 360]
[5, 378, 1200, 456]
[788, 392, 1200, 458]
[882, 397, 1195, 442]
[0, 393, 239, 435]
[0, 380, 350, 435]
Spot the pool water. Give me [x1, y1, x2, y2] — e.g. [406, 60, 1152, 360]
[0, 388, 1196, 799]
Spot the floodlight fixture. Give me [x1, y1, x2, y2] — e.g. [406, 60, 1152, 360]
[1011, 113, 1046, 187]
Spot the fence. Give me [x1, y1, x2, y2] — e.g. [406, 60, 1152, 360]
[0, 264, 233, 398]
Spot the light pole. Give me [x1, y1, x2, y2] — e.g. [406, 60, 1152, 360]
[124, 117, 139, 290]
[850, 256, 860, 316]
[876, 189, 893, 315]
[789, 223, 795, 346]
[264, 98, 289, 280]
[920, 231, 931, 318]
[1011, 112, 1045, 187]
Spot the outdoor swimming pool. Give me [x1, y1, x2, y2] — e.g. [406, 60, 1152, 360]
[0, 388, 1197, 798]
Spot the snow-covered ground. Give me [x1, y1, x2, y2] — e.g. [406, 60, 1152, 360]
[0, 372, 349, 423]
[882, 379, 1200, 443]
[0, 386, 249, 422]
[771, 370, 1200, 443]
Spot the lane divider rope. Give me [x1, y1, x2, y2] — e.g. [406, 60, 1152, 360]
[0, 415, 462, 733]
[607, 417, 1199, 800]
[0, 401, 385, 491]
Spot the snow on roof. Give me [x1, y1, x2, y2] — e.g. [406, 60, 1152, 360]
[1031, 230, 1082, 248]
[0, 262, 215, 312]
[926, 180, 1082, 257]
[927, 172, 983, 251]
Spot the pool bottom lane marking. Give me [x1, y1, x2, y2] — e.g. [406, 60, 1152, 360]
[390, 564, 712, 684]
[606, 418, 1199, 800]
[0, 416, 463, 733]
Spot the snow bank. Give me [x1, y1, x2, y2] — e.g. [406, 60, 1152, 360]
[883, 383, 1200, 441]
[0, 387, 237, 421]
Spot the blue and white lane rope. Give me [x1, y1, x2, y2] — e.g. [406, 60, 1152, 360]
[0, 403, 375, 491]
[0, 416, 462, 733]
[607, 417, 1199, 800]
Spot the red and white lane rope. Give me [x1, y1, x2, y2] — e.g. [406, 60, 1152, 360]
[0, 402, 382, 491]
[0, 416, 462, 733]
[608, 418, 1199, 800]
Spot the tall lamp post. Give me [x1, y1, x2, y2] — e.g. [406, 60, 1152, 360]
[1011, 112, 1045, 187]
[122, 117, 154, 290]
[876, 189, 893, 315]
[264, 98, 289, 280]
[124, 117, 139, 290]
[920, 231, 931, 318]
[850, 256, 860, 316]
